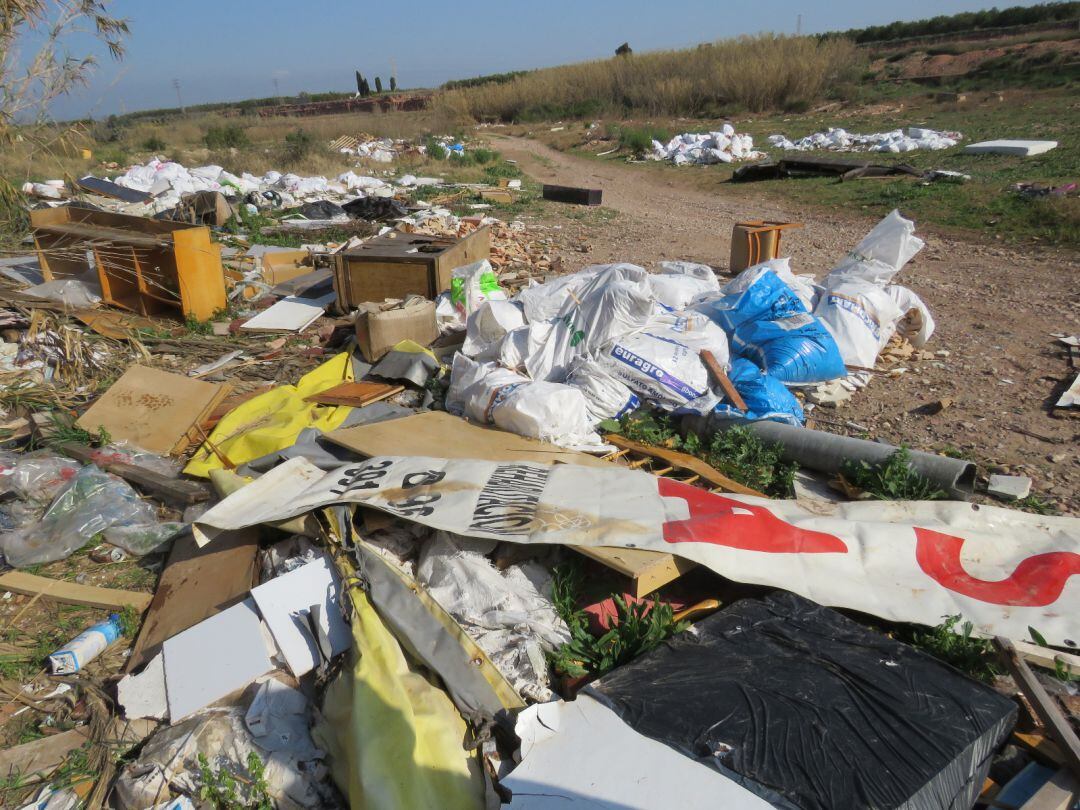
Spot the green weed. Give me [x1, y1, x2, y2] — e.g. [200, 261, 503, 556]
[610, 124, 671, 156]
[549, 562, 687, 679]
[118, 604, 141, 637]
[615, 414, 796, 497]
[45, 414, 110, 449]
[1014, 494, 1057, 515]
[423, 136, 448, 160]
[904, 614, 998, 683]
[197, 751, 273, 810]
[841, 447, 949, 500]
[1028, 626, 1078, 683]
[141, 135, 166, 152]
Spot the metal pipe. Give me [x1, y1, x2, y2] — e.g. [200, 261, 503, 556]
[682, 415, 976, 499]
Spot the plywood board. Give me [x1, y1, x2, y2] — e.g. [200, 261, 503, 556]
[0, 571, 152, 611]
[126, 528, 259, 671]
[163, 598, 273, 721]
[304, 380, 402, 407]
[327, 410, 611, 467]
[250, 554, 351, 676]
[76, 364, 228, 455]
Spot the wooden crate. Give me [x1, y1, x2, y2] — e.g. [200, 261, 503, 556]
[31, 207, 226, 321]
[332, 226, 490, 310]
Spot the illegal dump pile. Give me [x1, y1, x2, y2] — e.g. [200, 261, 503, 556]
[0, 176, 1077, 809]
[648, 124, 765, 164]
[768, 126, 962, 153]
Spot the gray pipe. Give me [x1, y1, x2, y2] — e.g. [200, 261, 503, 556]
[682, 415, 976, 500]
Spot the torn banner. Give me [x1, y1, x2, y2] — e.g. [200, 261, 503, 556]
[194, 456, 1080, 644]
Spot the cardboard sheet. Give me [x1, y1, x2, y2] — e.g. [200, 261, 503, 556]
[963, 139, 1058, 156]
[76, 364, 228, 455]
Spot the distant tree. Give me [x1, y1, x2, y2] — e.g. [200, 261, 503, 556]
[360, 77, 371, 96]
[375, 76, 383, 93]
[390, 75, 397, 92]
[355, 70, 364, 94]
[615, 42, 632, 56]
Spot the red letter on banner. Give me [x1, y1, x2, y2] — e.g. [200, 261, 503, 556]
[657, 478, 847, 553]
[915, 528, 1080, 607]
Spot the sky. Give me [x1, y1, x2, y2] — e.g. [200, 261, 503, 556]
[37, 0, 1046, 119]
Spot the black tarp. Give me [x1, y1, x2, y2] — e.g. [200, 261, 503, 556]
[590, 592, 1016, 810]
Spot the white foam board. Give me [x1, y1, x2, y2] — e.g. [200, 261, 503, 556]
[963, 140, 1058, 156]
[117, 653, 168, 720]
[163, 598, 273, 721]
[503, 695, 771, 809]
[240, 292, 334, 333]
[250, 554, 351, 676]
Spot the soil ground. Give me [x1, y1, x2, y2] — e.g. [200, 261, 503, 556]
[484, 132, 1080, 515]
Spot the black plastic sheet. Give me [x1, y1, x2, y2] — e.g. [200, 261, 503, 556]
[591, 592, 1016, 810]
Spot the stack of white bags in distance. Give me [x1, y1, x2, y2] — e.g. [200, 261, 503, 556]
[649, 124, 765, 165]
[442, 210, 935, 451]
[768, 126, 961, 154]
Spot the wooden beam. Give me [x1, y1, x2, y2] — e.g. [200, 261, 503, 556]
[0, 571, 151, 612]
[994, 637, 1080, 780]
[59, 443, 212, 509]
[603, 434, 767, 497]
[1011, 639, 1080, 678]
[701, 350, 747, 412]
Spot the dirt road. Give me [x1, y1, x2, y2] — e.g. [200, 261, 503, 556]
[488, 134, 1080, 513]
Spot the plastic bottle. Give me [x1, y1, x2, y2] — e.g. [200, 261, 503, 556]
[48, 614, 123, 674]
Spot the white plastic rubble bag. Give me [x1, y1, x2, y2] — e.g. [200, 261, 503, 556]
[649, 261, 720, 309]
[450, 260, 507, 322]
[515, 268, 602, 323]
[566, 358, 641, 424]
[815, 279, 905, 368]
[462, 300, 526, 360]
[826, 209, 925, 286]
[447, 355, 600, 448]
[504, 264, 655, 383]
[887, 285, 936, 348]
[591, 308, 728, 414]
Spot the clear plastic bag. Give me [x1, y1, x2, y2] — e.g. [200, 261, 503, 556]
[0, 466, 161, 567]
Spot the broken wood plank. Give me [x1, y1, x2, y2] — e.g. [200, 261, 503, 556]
[126, 528, 259, 671]
[304, 380, 403, 408]
[0, 571, 152, 612]
[603, 434, 768, 497]
[1012, 639, 1080, 679]
[59, 442, 212, 509]
[1015, 733, 1069, 770]
[994, 637, 1080, 780]
[701, 349, 747, 411]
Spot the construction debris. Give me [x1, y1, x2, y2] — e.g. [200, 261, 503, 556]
[769, 125, 962, 153]
[0, 135, 1077, 810]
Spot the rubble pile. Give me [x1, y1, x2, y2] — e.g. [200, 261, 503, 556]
[0, 165, 1076, 810]
[768, 126, 962, 153]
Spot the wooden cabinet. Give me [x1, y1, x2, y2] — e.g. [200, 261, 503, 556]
[332, 226, 490, 310]
[31, 207, 226, 321]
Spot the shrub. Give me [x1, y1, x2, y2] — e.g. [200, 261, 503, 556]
[203, 124, 249, 150]
[141, 134, 166, 151]
[282, 128, 314, 162]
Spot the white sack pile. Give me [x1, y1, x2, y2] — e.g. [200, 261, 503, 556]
[649, 124, 765, 165]
[814, 209, 936, 368]
[768, 126, 961, 154]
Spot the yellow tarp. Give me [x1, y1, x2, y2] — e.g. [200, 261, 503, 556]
[314, 588, 485, 810]
[184, 351, 354, 478]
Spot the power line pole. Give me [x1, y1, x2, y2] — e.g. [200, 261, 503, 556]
[796, 14, 802, 35]
[172, 78, 185, 113]
[273, 77, 280, 99]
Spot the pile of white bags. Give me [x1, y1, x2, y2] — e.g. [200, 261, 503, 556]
[768, 126, 961, 154]
[815, 210, 936, 368]
[649, 125, 765, 165]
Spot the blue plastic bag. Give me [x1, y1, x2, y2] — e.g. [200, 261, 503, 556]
[713, 358, 804, 426]
[696, 267, 845, 384]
